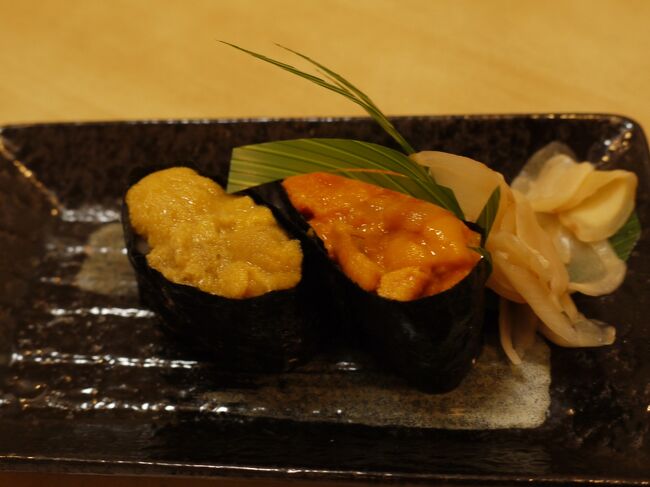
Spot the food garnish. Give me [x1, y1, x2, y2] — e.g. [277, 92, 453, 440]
[223, 43, 640, 364]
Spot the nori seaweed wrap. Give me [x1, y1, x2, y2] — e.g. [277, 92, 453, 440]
[122, 167, 323, 372]
[324, 248, 489, 393]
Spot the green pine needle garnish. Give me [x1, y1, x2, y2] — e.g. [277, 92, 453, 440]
[220, 41, 415, 155]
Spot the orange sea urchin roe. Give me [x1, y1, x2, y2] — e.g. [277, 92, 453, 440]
[283, 172, 481, 301]
[126, 167, 302, 299]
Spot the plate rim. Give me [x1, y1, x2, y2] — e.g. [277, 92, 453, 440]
[0, 113, 648, 485]
[0, 111, 645, 132]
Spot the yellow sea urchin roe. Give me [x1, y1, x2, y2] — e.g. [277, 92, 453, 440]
[126, 167, 302, 299]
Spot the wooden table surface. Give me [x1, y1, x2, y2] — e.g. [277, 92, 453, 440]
[1, 0, 649, 485]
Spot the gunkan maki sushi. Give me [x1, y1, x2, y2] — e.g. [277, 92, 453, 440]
[281, 172, 490, 392]
[122, 167, 321, 372]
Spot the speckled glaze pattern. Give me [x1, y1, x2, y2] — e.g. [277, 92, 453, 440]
[0, 115, 648, 485]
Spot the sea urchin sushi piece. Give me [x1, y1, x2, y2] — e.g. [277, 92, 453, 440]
[282, 172, 490, 392]
[123, 167, 320, 372]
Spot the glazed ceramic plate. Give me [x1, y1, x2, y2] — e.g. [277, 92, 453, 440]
[0, 115, 648, 485]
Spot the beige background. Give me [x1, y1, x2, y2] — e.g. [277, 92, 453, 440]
[1, 0, 649, 485]
[2, 0, 650, 128]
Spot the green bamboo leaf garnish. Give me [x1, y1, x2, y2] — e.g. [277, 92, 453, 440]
[229, 138, 464, 219]
[220, 41, 415, 155]
[476, 186, 501, 245]
[609, 211, 641, 261]
[222, 43, 548, 234]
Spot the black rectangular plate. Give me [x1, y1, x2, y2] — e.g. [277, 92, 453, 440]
[0, 115, 648, 485]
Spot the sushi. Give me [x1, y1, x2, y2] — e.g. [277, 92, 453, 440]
[280, 172, 490, 392]
[122, 167, 323, 372]
[123, 167, 488, 391]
